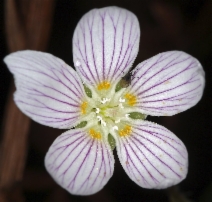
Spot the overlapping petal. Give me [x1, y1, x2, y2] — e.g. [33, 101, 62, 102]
[126, 51, 205, 116]
[115, 121, 188, 189]
[4, 50, 86, 129]
[45, 129, 114, 195]
[73, 6, 140, 86]
[4, 4, 205, 195]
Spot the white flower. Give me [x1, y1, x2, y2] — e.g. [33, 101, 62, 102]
[4, 6, 205, 196]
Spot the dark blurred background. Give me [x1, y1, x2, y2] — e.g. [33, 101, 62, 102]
[0, 0, 211, 201]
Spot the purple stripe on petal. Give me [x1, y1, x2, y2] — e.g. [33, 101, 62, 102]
[117, 137, 149, 186]
[125, 137, 160, 184]
[130, 137, 166, 179]
[4, 50, 86, 129]
[66, 139, 95, 190]
[73, 6, 140, 86]
[115, 120, 188, 189]
[127, 51, 205, 116]
[131, 135, 182, 179]
[45, 129, 114, 195]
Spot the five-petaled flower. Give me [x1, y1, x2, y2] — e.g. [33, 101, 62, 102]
[4, 6, 205, 195]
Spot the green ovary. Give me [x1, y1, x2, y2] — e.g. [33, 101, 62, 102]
[80, 82, 146, 149]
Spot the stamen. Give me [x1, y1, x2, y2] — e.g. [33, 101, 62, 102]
[119, 97, 125, 103]
[80, 101, 87, 114]
[125, 93, 137, 106]
[115, 119, 120, 123]
[125, 114, 130, 119]
[101, 98, 111, 104]
[119, 103, 124, 109]
[112, 126, 118, 131]
[97, 81, 111, 90]
[119, 125, 132, 137]
[89, 128, 102, 139]
[96, 108, 100, 113]
[97, 116, 102, 122]
[97, 116, 107, 126]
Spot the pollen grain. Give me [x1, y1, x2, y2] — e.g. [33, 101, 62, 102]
[89, 129, 102, 139]
[125, 93, 136, 106]
[97, 81, 111, 90]
[80, 101, 87, 114]
[119, 125, 132, 137]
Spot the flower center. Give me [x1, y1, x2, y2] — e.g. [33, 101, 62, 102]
[79, 82, 146, 147]
[95, 104, 123, 126]
[92, 91, 131, 134]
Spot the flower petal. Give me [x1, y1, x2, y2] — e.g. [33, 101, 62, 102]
[127, 51, 205, 116]
[114, 121, 188, 189]
[45, 129, 114, 195]
[73, 6, 140, 87]
[4, 50, 86, 129]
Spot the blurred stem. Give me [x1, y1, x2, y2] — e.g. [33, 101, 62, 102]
[0, 0, 55, 200]
[167, 186, 192, 202]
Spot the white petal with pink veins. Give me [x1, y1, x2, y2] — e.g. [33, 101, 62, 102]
[73, 6, 140, 86]
[4, 50, 86, 129]
[45, 129, 114, 195]
[114, 121, 188, 189]
[127, 51, 205, 116]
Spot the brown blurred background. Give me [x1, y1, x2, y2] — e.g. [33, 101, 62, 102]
[0, 0, 211, 202]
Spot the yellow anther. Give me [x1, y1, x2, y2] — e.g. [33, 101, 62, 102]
[80, 101, 87, 114]
[125, 93, 136, 106]
[89, 129, 102, 139]
[97, 81, 111, 90]
[119, 125, 132, 137]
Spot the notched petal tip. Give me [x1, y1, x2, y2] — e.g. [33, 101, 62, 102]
[115, 121, 188, 189]
[128, 51, 205, 116]
[4, 50, 86, 129]
[73, 6, 140, 87]
[45, 129, 114, 195]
